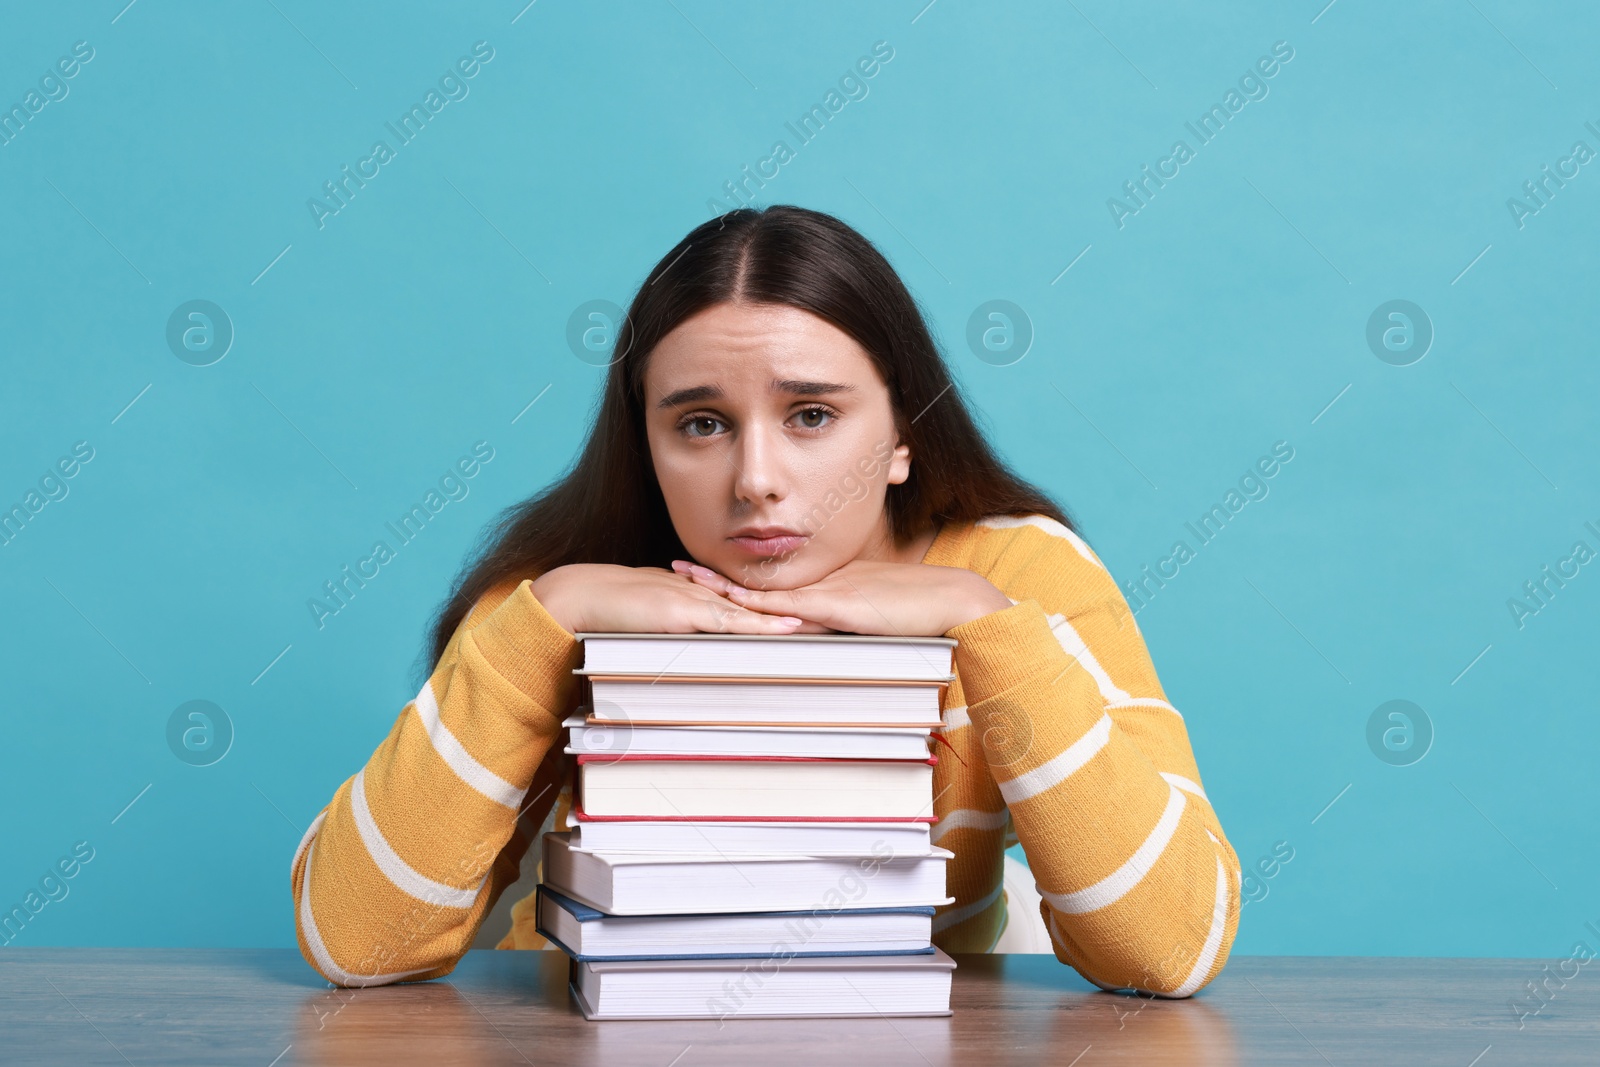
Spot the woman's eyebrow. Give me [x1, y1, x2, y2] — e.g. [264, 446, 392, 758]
[774, 378, 857, 398]
[656, 379, 858, 409]
[657, 385, 720, 409]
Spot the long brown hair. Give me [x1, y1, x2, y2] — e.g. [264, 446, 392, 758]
[423, 204, 1077, 669]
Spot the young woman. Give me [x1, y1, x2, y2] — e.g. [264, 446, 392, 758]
[291, 205, 1240, 997]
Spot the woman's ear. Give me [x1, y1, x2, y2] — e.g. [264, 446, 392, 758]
[886, 440, 913, 485]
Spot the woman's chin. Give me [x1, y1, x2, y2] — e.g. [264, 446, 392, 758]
[724, 556, 827, 591]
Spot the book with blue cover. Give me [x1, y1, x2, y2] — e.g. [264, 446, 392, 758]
[535, 883, 937, 961]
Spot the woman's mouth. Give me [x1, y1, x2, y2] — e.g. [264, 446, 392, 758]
[728, 532, 809, 557]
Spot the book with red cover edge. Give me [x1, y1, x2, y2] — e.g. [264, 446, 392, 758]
[574, 753, 939, 821]
[583, 716, 946, 729]
[566, 809, 934, 825]
[570, 801, 939, 822]
[575, 753, 937, 765]
[575, 672, 953, 685]
[577, 673, 949, 729]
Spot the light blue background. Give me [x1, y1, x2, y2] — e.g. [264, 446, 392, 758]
[2, 0, 1594, 958]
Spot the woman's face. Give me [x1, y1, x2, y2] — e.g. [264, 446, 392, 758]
[643, 301, 914, 590]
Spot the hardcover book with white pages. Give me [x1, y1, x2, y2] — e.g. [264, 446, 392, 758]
[581, 676, 946, 728]
[574, 630, 957, 681]
[541, 830, 954, 915]
[569, 815, 933, 855]
[574, 753, 938, 819]
[534, 884, 935, 961]
[561, 711, 933, 760]
[570, 946, 957, 1020]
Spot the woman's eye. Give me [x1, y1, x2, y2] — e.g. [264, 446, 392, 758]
[794, 406, 833, 430]
[682, 416, 723, 438]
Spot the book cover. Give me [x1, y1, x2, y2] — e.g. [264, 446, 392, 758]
[568, 945, 957, 1021]
[540, 882, 936, 921]
[576, 753, 937, 765]
[535, 885, 937, 963]
[571, 800, 938, 823]
[572, 631, 957, 684]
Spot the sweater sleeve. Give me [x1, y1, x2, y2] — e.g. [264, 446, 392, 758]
[944, 519, 1240, 997]
[289, 577, 580, 987]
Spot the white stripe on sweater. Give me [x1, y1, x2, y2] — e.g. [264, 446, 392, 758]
[932, 880, 1004, 933]
[998, 714, 1112, 805]
[941, 703, 970, 730]
[1172, 851, 1231, 997]
[978, 514, 1104, 570]
[929, 807, 1009, 845]
[1105, 697, 1184, 720]
[297, 836, 435, 987]
[1160, 772, 1208, 802]
[993, 591, 1131, 707]
[413, 680, 526, 810]
[1044, 611, 1132, 704]
[1041, 782, 1186, 914]
[351, 770, 483, 909]
[291, 809, 327, 880]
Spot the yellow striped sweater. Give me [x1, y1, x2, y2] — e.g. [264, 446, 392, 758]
[291, 513, 1241, 995]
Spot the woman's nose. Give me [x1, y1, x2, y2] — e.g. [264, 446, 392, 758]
[731, 424, 787, 503]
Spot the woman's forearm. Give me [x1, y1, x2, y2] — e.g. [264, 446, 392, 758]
[945, 589, 1240, 996]
[290, 578, 580, 986]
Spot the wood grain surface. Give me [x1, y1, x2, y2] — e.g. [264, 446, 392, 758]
[1, 948, 1593, 1065]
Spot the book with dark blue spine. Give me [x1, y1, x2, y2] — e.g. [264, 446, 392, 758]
[534, 883, 938, 962]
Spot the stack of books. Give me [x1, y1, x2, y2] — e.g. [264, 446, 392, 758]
[537, 630, 961, 1021]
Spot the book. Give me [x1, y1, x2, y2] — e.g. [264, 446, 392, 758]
[542, 830, 954, 915]
[575, 753, 937, 819]
[581, 675, 947, 728]
[570, 815, 933, 855]
[570, 945, 957, 1019]
[534, 884, 936, 960]
[561, 711, 933, 760]
[546, 630, 959, 1020]
[574, 631, 957, 681]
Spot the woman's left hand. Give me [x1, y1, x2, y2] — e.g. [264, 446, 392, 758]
[670, 558, 1012, 636]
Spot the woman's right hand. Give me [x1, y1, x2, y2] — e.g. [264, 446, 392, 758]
[530, 564, 806, 636]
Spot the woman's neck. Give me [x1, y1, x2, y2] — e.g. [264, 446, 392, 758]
[855, 518, 942, 568]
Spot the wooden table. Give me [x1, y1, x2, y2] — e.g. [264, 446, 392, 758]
[1, 948, 1592, 1065]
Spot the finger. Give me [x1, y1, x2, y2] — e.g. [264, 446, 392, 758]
[724, 583, 805, 616]
[695, 597, 804, 634]
[691, 588, 798, 633]
[684, 559, 739, 591]
[684, 566, 739, 601]
[683, 562, 741, 595]
[728, 583, 855, 632]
